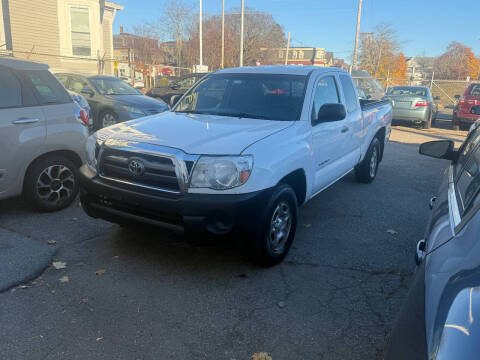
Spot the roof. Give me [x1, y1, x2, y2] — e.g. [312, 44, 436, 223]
[216, 65, 347, 76]
[0, 57, 49, 70]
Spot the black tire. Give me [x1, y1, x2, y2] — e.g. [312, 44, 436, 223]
[24, 155, 79, 212]
[249, 183, 298, 266]
[423, 111, 432, 129]
[431, 111, 437, 126]
[96, 110, 118, 130]
[355, 137, 381, 184]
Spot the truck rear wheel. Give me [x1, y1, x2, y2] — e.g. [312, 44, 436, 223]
[249, 184, 298, 267]
[355, 137, 380, 184]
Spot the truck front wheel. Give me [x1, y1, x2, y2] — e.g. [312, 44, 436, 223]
[355, 137, 380, 184]
[249, 184, 298, 266]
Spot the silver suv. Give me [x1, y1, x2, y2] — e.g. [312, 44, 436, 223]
[0, 58, 88, 211]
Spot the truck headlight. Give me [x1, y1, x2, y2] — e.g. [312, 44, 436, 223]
[86, 133, 100, 174]
[190, 155, 253, 190]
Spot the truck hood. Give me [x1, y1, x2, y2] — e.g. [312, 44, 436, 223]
[101, 111, 294, 155]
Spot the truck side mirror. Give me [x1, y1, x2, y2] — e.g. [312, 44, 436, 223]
[170, 94, 181, 107]
[317, 103, 346, 123]
[419, 140, 456, 160]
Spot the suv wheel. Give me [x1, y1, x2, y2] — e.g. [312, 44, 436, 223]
[24, 155, 79, 212]
[249, 184, 298, 266]
[98, 110, 118, 129]
[355, 137, 380, 184]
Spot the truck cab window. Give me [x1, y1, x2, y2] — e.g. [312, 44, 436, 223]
[311, 76, 340, 122]
[340, 75, 359, 113]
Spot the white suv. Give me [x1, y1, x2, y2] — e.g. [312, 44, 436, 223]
[0, 58, 88, 211]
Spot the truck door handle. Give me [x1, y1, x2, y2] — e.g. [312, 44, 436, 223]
[13, 118, 39, 124]
[341, 126, 349, 133]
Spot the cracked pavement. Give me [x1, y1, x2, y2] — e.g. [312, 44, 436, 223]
[0, 124, 466, 360]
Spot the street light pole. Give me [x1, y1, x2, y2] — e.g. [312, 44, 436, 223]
[239, 0, 244, 67]
[352, 0, 363, 71]
[199, 0, 203, 67]
[221, 0, 225, 68]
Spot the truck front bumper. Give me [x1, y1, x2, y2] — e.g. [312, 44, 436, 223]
[79, 165, 272, 235]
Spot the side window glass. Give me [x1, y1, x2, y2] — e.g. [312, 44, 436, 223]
[23, 70, 71, 104]
[311, 76, 340, 123]
[0, 68, 22, 108]
[455, 128, 480, 176]
[70, 77, 91, 93]
[456, 147, 480, 214]
[340, 75, 359, 113]
[177, 76, 196, 89]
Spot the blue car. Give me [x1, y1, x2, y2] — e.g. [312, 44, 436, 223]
[57, 74, 169, 130]
[386, 121, 480, 359]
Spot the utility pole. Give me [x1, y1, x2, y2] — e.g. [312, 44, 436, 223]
[199, 0, 203, 66]
[285, 32, 290, 65]
[352, 0, 363, 71]
[221, 0, 225, 68]
[239, 0, 244, 67]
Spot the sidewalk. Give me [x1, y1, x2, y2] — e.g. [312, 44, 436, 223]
[0, 228, 57, 292]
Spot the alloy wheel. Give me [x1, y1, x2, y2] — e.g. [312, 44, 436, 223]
[268, 201, 292, 254]
[36, 165, 75, 205]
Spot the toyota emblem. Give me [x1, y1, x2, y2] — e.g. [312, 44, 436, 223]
[128, 158, 145, 177]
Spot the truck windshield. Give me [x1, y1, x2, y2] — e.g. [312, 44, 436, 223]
[174, 73, 307, 121]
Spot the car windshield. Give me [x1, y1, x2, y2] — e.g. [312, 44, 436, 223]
[387, 87, 427, 97]
[90, 78, 140, 95]
[353, 77, 384, 100]
[467, 84, 480, 96]
[174, 73, 307, 121]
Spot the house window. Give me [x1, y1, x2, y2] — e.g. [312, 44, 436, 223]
[71, 7, 91, 56]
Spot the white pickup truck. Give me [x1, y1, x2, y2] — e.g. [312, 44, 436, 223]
[79, 66, 392, 265]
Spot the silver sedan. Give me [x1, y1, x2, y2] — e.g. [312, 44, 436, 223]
[386, 86, 439, 129]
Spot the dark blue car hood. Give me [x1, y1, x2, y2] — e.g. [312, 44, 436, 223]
[107, 94, 167, 108]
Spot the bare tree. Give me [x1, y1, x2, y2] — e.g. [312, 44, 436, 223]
[185, 8, 286, 70]
[159, 0, 194, 68]
[358, 23, 399, 76]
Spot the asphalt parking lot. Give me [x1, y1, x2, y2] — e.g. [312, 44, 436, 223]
[0, 121, 468, 360]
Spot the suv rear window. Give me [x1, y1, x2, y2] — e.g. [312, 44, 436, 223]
[23, 70, 71, 104]
[467, 84, 480, 96]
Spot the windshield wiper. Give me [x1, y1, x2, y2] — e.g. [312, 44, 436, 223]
[210, 112, 272, 120]
[175, 110, 218, 115]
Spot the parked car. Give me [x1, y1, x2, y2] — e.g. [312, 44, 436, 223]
[68, 90, 91, 130]
[146, 72, 208, 104]
[385, 121, 480, 360]
[79, 66, 392, 265]
[385, 86, 439, 128]
[119, 76, 144, 89]
[351, 69, 385, 101]
[56, 74, 168, 130]
[453, 83, 480, 130]
[0, 58, 88, 211]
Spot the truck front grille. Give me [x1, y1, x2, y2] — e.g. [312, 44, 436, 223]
[99, 148, 181, 193]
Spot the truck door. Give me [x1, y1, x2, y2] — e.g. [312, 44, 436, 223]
[338, 74, 363, 168]
[310, 74, 352, 193]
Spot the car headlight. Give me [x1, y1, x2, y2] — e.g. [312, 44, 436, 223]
[120, 105, 145, 115]
[86, 133, 100, 173]
[190, 155, 253, 190]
